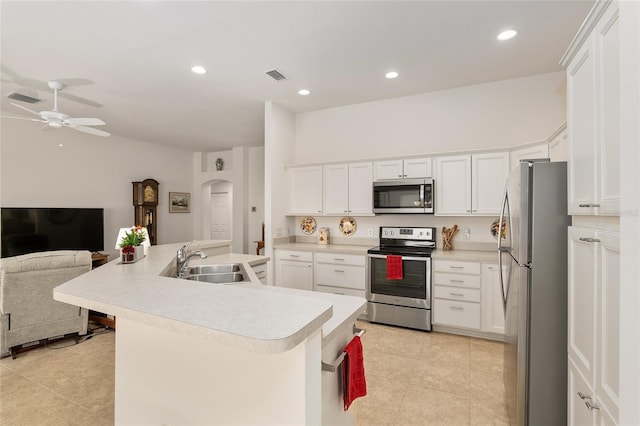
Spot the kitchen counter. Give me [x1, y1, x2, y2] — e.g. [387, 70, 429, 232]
[274, 242, 372, 255]
[54, 240, 366, 425]
[431, 248, 498, 263]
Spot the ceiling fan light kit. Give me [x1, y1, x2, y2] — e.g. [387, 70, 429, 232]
[0, 80, 110, 137]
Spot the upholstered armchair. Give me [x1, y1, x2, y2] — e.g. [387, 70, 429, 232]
[0, 250, 92, 358]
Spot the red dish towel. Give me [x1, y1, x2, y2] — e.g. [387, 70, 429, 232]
[343, 336, 367, 411]
[386, 255, 403, 280]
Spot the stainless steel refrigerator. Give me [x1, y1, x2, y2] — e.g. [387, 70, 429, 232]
[498, 160, 571, 426]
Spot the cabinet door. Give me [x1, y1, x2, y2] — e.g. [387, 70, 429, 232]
[403, 158, 432, 178]
[435, 155, 471, 215]
[481, 264, 505, 335]
[347, 162, 373, 215]
[374, 160, 404, 180]
[510, 144, 550, 172]
[276, 260, 313, 291]
[323, 164, 349, 215]
[568, 227, 598, 385]
[472, 152, 510, 215]
[568, 360, 597, 426]
[596, 6, 620, 215]
[567, 39, 598, 215]
[596, 230, 620, 420]
[289, 166, 323, 215]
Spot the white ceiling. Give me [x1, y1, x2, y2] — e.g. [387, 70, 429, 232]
[0, 1, 594, 152]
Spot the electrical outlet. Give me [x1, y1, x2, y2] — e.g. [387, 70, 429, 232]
[463, 227, 471, 241]
[368, 228, 374, 237]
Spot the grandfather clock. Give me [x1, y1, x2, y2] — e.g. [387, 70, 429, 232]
[132, 178, 159, 245]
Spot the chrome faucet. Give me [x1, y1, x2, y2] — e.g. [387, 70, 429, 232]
[176, 243, 207, 277]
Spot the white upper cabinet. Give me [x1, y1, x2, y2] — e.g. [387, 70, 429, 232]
[436, 152, 509, 216]
[435, 155, 471, 215]
[472, 152, 511, 215]
[288, 166, 323, 215]
[510, 143, 550, 172]
[374, 157, 432, 180]
[563, 2, 620, 216]
[323, 162, 373, 216]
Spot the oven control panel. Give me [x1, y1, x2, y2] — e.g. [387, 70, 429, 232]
[380, 227, 434, 241]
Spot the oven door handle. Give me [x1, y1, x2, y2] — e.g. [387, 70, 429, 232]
[368, 254, 429, 262]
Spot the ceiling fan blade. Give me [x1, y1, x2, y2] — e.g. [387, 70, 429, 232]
[0, 114, 45, 122]
[10, 102, 42, 117]
[70, 125, 111, 137]
[65, 117, 106, 126]
[55, 78, 94, 87]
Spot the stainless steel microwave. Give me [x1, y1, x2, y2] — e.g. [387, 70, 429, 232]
[373, 178, 434, 214]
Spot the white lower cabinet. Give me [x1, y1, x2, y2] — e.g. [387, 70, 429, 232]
[433, 259, 505, 338]
[432, 260, 481, 330]
[275, 249, 313, 291]
[481, 264, 505, 335]
[251, 262, 268, 285]
[314, 252, 365, 299]
[568, 226, 620, 425]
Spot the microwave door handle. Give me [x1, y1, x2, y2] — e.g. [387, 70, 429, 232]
[419, 184, 425, 208]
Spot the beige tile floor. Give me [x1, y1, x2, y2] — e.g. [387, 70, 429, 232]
[0, 321, 507, 425]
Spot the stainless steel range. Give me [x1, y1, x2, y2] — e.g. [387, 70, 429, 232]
[366, 226, 435, 331]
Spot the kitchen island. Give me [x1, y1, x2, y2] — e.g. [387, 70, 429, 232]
[54, 240, 366, 425]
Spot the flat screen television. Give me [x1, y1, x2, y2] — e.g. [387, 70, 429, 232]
[1, 207, 104, 258]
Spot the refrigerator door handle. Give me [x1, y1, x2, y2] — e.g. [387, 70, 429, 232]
[498, 185, 509, 313]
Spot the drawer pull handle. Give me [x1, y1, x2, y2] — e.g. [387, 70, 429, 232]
[449, 266, 465, 270]
[585, 401, 600, 411]
[450, 293, 464, 297]
[579, 203, 600, 208]
[450, 306, 464, 311]
[449, 279, 465, 283]
[289, 254, 300, 258]
[333, 258, 345, 261]
[577, 392, 591, 400]
[334, 269, 345, 273]
[579, 237, 601, 243]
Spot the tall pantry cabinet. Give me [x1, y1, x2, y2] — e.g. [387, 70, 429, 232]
[561, 1, 621, 424]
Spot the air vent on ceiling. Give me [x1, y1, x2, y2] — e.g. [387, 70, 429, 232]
[7, 92, 43, 104]
[265, 69, 288, 81]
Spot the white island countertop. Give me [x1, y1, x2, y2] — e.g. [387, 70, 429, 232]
[54, 241, 365, 354]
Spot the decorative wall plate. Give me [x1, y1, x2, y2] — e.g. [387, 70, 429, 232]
[300, 217, 317, 235]
[338, 216, 357, 236]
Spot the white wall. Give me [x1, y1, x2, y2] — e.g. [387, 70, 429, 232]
[264, 101, 296, 284]
[1, 119, 193, 260]
[295, 72, 566, 164]
[248, 146, 265, 253]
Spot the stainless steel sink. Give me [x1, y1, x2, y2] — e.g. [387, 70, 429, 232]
[178, 263, 250, 284]
[185, 272, 247, 284]
[184, 264, 242, 275]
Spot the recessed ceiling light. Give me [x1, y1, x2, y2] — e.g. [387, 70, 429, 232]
[58, 144, 64, 147]
[191, 65, 207, 74]
[298, 89, 311, 96]
[496, 29, 518, 41]
[385, 71, 399, 79]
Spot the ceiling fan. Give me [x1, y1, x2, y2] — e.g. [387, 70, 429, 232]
[0, 80, 110, 137]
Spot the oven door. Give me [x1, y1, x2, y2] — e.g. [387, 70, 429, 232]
[366, 254, 431, 309]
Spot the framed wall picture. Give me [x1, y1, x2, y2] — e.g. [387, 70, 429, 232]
[169, 192, 190, 213]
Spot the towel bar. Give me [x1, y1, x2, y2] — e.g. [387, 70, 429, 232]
[321, 325, 365, 372]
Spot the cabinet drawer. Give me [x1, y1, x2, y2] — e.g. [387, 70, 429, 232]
[315, 252, 365, 266]
[277, 250, 313, 262]
[433, 285, 480, 303]
[433, 272, 481, 289]
[315, 263, 365, 290]
[314, 284, 365, 299]
[433, 299, 480, 329]
[433, 260, 481, 274]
